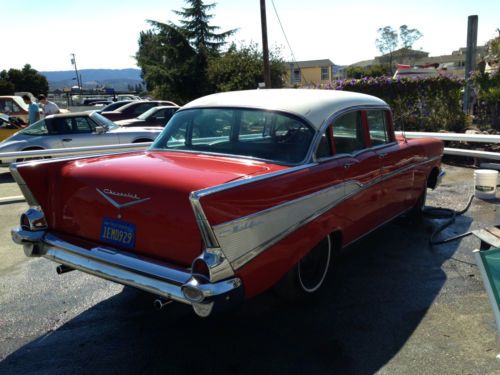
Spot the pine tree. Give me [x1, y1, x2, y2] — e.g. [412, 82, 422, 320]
[173, 0, 237, 54]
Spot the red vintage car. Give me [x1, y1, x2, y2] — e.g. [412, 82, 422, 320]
[11, 89, 444, 317]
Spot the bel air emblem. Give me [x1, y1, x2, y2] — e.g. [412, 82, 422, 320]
[96, 188, 150, 209]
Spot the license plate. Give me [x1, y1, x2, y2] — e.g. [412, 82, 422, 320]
[100, 218, 136, 249]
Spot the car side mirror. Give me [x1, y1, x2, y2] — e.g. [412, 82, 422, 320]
[95, 126, 106, 134]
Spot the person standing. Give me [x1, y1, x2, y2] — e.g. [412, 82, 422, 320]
[37, 94, 60, 117]
[22, 95, 40, 125]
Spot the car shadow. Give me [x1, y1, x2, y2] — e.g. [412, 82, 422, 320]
[0, 214, 473, 374]
[0, 170, 14, 184]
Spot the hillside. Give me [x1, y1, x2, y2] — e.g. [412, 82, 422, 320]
[41, 68, 143, 91]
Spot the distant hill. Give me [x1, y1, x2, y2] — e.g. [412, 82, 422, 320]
[41, 69, 143, 91]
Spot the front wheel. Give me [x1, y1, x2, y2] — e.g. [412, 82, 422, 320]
[274, 235, 332, 300]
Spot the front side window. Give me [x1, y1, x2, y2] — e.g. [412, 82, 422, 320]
[73, 117, 94, 133]
[332, 111, 365, 154]
[152, 108, 315, 164]
[367, 110, 390, 146]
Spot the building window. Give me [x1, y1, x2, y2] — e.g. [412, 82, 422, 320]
[292, 69, 301, 83]
[321, 67, 329, 81]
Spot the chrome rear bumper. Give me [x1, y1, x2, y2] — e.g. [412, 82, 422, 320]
[11, 227, 243, 317]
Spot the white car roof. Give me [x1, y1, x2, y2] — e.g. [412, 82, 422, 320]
[182, 89, 388, 130]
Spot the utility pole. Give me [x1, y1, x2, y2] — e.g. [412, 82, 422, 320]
[70, 53, 82, 91]
[260, 0, 271, 88]
[463, 15, 478, 114]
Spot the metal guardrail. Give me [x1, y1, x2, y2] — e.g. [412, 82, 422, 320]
[0, 142, 151, 160]
[0, 132, 499, 162]
[398, 131, 500, 143]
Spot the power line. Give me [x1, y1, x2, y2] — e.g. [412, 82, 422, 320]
[269, 0, 306, 84]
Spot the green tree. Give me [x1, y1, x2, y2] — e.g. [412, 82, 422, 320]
[376, 25, 423, 73]
[207, 43, 285, 92]
[174, 0, 236, 54]
[0, 64, 48, 96]
[0, 79, 15, 95]
[344, 64, 390, 79]
[136, 23, 198, 103]
[136, 0, 236, 103]
[399, 25, 423, 49]
[375, 26, 398, 73]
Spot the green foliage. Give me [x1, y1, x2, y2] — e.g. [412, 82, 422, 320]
[323, 75, 465, 132]
[136, 0, 236, 103]
[173, 0, 237, 54]
[344, 64, 390, 79]
[472, 70, 500, 128]
[399, 25, 423, 49]
[207, 43, 285, 92]
[0, 80, 15, 95]
[136, 23, 200, 103]
[0, 64, 48, 96]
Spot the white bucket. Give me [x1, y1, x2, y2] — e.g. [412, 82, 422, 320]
[474, 169, 498, 200]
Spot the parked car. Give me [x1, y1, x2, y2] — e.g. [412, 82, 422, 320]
[0, 111, 162, 166]
[0, 96, 34, 124]
[10, 89, 444, 317]
[92, 100, 136, 114]
[0, 113, 26, 141]
[115, 105, 179, 127]
[101, 100, 177, 122]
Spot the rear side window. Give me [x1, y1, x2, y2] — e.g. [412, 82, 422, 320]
[332, 111, 365, 154]
[367, 110, 390, 146]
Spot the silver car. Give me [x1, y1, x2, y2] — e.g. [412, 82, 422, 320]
[0, 112, 163, 166]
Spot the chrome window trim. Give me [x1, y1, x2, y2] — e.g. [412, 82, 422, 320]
[310, 104, 391, 163]
[151, 106, 317, 167]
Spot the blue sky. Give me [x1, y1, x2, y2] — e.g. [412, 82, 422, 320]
[2, 0, 499, 71]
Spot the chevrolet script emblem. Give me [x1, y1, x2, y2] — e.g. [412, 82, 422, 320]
[96, 188, 150, 209]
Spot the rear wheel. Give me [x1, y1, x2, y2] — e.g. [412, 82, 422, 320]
[274, 235, 332, 300]
[409, 181, 428, 218]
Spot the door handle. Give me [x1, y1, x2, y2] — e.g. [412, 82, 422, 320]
[62, 138, 72, 142]
[344, 162, 355, 169]
[378, 153, 387, 159]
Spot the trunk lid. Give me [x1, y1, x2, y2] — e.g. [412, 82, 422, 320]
[22, 151, 284, 266]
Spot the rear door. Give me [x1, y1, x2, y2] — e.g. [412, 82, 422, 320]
[329, 110, 383, 244]
[366, 110, 415, 217]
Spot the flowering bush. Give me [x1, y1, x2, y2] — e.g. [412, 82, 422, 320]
[320, 75, 466, 132]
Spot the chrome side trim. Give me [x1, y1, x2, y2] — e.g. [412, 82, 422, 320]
[213, 181, 362, 269]
[9, 163, 39, 206]
[210, 155, 441, 270]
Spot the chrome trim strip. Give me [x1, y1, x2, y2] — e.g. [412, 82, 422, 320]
[213, 180, 362, 269]
[96, 188, 150, 209]
[9, 163, 39, 206]
[211, 154, 441, 270]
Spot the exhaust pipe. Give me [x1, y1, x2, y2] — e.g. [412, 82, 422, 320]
[56, 264, 74, 274]
[153, 298, 172, 311]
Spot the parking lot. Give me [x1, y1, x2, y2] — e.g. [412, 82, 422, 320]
[0, 163, 499, 374]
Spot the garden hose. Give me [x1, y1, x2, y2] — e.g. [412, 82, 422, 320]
[424, 195, 475, 246]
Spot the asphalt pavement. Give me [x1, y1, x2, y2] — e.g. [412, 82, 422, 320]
[0, 164, 499, 374]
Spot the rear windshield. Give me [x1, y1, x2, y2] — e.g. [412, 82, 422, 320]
[150, 108, 315, 164]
